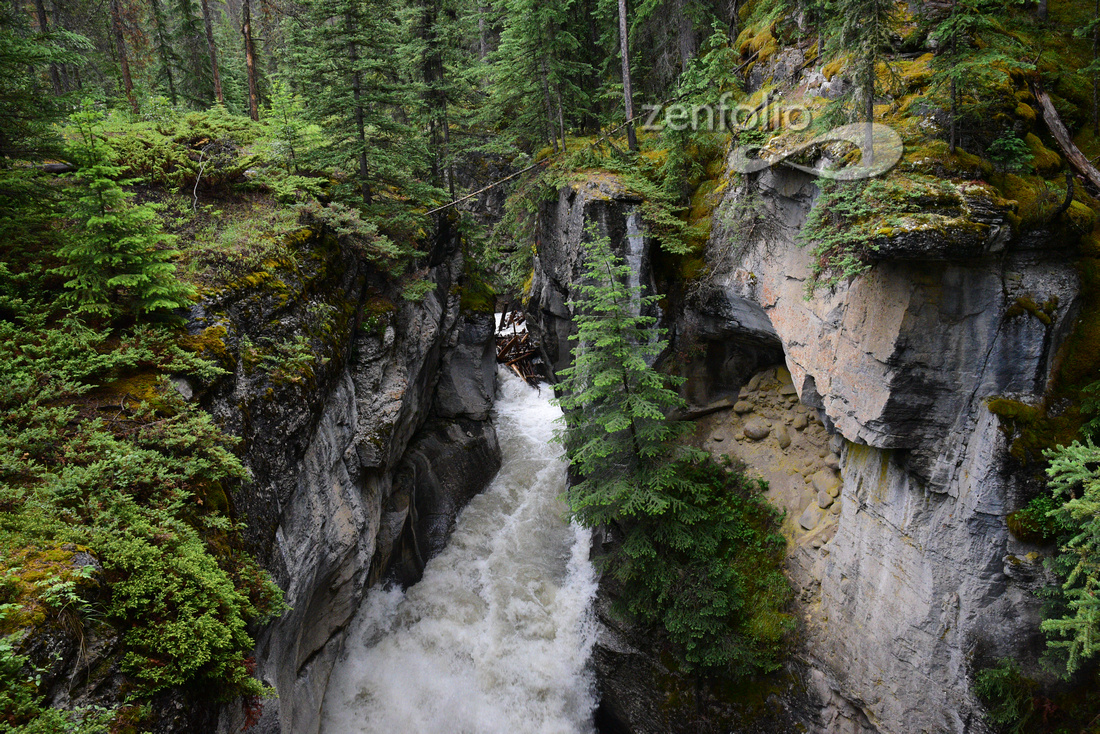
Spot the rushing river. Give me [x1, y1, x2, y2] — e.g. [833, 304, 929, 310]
[319, 369, 599, 734]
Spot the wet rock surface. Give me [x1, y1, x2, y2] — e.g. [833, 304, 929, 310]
[181, 228, 502, 734]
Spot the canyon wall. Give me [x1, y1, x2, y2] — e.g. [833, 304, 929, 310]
[527, 164, 1080, 733]
[180, 227, 499, 733]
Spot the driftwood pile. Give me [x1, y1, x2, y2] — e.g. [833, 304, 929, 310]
[496, 309, 541, 386]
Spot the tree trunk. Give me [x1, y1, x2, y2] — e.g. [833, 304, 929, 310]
[675, 0, 695, 73]
[555, 79, 567, 151]
[729, 0, 738, 42]
[540, 56, 558, 152]
[200, 0, 224, 104]
[949, 0, 958, 152]
[478, 5, 489, 59]
[346, 10, 372, 205]
[949, 77, 957, 153]
[33, 0, 63, 94]
[1037, 0, 1047, 21]
[1033, 81, 1100, 191]
[863, 56, 874, 162]
[261, 0, 279, 78]
[618, 0, 637, 151]
[1094, 0, 1098, 136]
[151, 0, 178, 106]
[109, 0, 139, 113]
[242, 0, 259, 120]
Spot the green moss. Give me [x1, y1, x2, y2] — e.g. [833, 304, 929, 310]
[1005, 295, 1058, 326]
[459, 282, 497, 314]
[1024, 133, 1062, 176]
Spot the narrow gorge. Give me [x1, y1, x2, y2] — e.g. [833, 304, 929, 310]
[5, 1, 1100, 732]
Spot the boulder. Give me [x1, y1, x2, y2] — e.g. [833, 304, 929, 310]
[743, 418, 771, 441]
[798, 504, 825, 531]
[776, 424, 792, 449]
[811, 469, 841, 497]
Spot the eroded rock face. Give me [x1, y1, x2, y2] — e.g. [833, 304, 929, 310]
[188, 229, 501, 734]
[690, 165, 1078, 732]
[527, 177, 660, 378]
[528, 161, 1080, 733]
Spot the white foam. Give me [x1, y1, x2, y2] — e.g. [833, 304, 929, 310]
[319, 370, 599, 734]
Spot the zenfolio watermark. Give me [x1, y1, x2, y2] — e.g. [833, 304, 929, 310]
[641, 92, 903, 180]
[641, 91, 810, 134]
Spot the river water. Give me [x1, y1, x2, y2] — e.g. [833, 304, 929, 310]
[319, 369, 599, 734]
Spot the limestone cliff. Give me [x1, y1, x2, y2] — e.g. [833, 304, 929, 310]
[180, 225, 500, 734]
[526, 163, 1080, 732]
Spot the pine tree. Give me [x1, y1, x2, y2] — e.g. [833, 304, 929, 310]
[826, 0, 897, 152]
[172, 0, 215, 105]
[285, 0, 433, 207]
[200, 0, 224, 104]
[241, 0, 259, 119]
[553, 227, 791, 676]
[0, 3, 86, 162]
[483, 0, 588, 154]
[54, 102, 195, 319]
[1077, 0, 1100, 136]
[1041, 437, 1100, 676]
[150, 0, 181, 105]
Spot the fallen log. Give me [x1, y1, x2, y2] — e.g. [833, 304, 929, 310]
[1032, 82, 1100, 192]
[505, 350, 539, 367]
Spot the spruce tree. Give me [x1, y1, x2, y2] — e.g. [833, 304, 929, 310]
[825, 0, 897, 152]
[1041, 435, 1100, 676]
[1077, 0, 1100, 136]
[285, 0, 433, 207]
[483, 0, 588, 154]
[553, 227, 791, 676]
[54, 102, 195, 319]
[553, 227, 694, 526]
[172, 0, 215, 105]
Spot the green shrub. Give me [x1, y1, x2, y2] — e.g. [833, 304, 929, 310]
[974, 658, 1036, 734]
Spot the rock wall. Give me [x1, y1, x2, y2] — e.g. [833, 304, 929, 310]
[183, 227, 499, 734]
[527, 164, 1081, 733]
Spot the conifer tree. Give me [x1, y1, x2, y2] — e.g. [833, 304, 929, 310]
[1077, 0, 1100, 136]
[553, 227, 791, 676]
[241, 0, 259, 119]
[54, 102, 194, 319]
[172, 0, 215, 104]
[286, 0, 432, 206]
[150, 0, 181, 105]
[484, 0, 588, 154]
[826, 0, 897, 152]
[200, 0, 224, 104]
[553, 229, 694, 526]
[1041, 437, 1100, 676]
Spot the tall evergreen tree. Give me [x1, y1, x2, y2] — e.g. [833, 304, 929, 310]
[171, 0, 214, 104]
[149, 0, 181, 104]
[484, 0, 588, 153]
[826, 0, 897, 153]
[286, 0, 433, 206]
[199, 0, 224, 104]
[241, 0, 259, 119]
[554, 229, 692, 527]
[109, 0, 140, 112]
[553, 228, 791, 676]
[617, 0, 637, 150]
[1077, 0, 1100, 136]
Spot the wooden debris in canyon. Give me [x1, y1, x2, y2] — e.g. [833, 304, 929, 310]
[496, 308, 541, 386]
